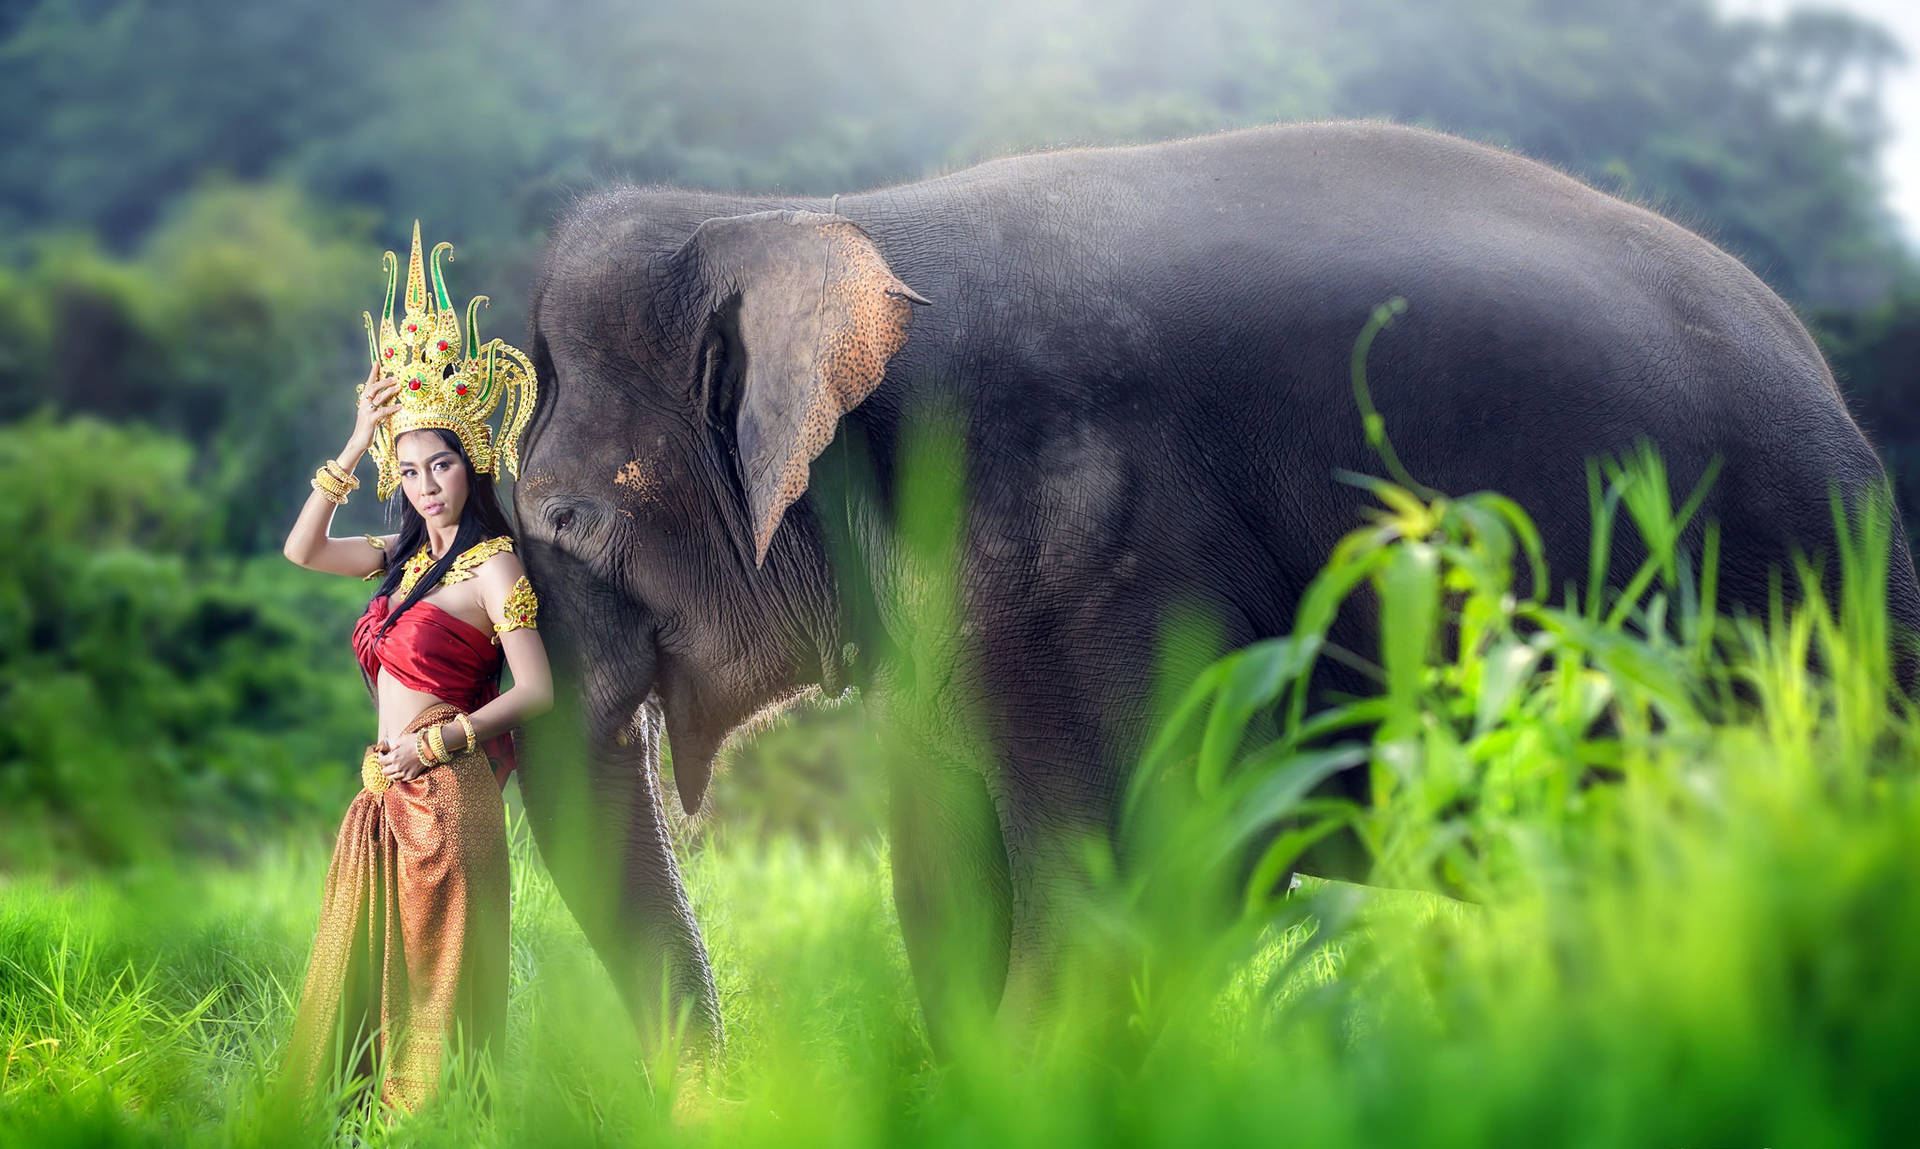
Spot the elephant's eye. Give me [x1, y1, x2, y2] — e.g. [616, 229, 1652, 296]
[551, 507, 575, 533]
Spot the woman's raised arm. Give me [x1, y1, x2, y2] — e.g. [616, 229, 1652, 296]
[283, 364, 403, 577]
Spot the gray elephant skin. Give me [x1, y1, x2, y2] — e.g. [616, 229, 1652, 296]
[511, 121, 1920, 1050]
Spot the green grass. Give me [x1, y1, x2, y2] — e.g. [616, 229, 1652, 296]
[3, 760, 1918, 1148]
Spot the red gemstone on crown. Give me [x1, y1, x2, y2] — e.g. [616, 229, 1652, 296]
[409, 379, 421, 391]
[407, 324, 417, 332]
[455, 384, 469, 396]
[384, 348, 395, 358]
[437, 340, 449, 351]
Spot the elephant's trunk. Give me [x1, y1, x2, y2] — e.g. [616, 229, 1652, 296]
[517, 695, 723, 1056]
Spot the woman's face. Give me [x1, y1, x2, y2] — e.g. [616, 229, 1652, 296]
[395, 429, 469, 531]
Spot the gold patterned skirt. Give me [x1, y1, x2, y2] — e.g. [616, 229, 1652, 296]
[284, 701, 510, 1111]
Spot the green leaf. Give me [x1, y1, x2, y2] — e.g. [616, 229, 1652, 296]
[1376, 541, 1440, 734]
[1197, 637, 1318, 796]
[1474, 638, 1541, 736]
[1242, 804, 1362, 917]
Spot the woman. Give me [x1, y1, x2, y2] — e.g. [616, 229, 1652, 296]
[280, 222, 550, 1111]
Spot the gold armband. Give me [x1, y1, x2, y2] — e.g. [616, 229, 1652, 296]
[494, 575, 538, 636]
[362, 534, 389, 581]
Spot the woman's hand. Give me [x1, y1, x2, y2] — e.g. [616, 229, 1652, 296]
[348, 364, 403, 452]
[376, 735, 432, 783]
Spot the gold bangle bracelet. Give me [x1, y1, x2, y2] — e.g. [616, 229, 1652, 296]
[454, 712, 477, 755]
[310, 476, 349, 505]
[414, 731, 437, 769]
[312, 465, 351, 497]
[427, 723, 449, 765]
[322, 459, 359, 489]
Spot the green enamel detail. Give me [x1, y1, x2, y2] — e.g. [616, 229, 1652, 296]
[381, 252, 398, 326]
[430, 242, 454, 313]
[475, 342, 497, 407]
[464, 295, 489, 360]
[363, 312, 379, 368]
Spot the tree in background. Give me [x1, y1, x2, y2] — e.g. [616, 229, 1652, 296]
[0, 415, 373, 865]
[0, 184, 379, 551]
[0, 0, 1906, 308]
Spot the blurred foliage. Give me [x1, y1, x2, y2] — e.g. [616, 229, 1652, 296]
[1325, 0, 1909, 306]
[0, 184, 384, 552]
[0, 0, 1909, 306]
[0, 414, 372, 867]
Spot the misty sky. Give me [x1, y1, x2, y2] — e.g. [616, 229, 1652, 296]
[1725, 0, 1920, 246]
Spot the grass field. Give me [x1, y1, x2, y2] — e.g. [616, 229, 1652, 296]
[8, 428, 1920, 1145]
[3, 765, 1918, 1149]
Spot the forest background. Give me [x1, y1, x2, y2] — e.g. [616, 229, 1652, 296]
[0, 0, 1915, 859]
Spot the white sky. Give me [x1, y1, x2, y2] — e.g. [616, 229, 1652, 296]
[1721, 0, 1920, 247]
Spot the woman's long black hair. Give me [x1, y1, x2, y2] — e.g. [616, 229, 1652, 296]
[371, 428, 516, 641]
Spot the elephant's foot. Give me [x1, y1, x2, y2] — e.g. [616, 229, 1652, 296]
[664, 1055, 743, 1127]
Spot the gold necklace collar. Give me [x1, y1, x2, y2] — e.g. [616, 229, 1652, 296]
[395, 535, 515, 599]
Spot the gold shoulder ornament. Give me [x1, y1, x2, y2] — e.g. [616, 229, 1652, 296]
[494, 575, 538, 637]
[360, 221, 536, 500]
[441, 536, 515, 586]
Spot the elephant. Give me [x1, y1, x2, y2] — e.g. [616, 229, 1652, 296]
[510, 120, 1920, 1051]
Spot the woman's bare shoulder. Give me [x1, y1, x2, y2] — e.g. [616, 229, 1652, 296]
[469, 544, 529, 603]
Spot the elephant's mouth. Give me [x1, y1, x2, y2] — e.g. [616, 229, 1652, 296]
[653, 662, 730, 816]
[653, 675, 823, 818]
[642, 604, 848, 816]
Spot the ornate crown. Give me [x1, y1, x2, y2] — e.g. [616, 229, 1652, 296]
[361, 221, 536, 500]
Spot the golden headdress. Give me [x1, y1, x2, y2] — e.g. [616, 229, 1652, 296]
[361, 221, 536, 500]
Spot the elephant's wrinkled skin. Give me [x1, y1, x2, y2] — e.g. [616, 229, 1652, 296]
[513, 121, 1920, 1049]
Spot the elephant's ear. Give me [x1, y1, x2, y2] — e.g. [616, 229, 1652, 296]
[678, 211, 930, 566]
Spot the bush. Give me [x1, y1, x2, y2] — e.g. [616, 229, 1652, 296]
[0, 414, 373, 867]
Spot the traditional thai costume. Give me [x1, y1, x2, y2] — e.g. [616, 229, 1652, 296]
[284, 222, 540, 1112]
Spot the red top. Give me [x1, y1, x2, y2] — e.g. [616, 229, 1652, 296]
[354, 594, 516, 781]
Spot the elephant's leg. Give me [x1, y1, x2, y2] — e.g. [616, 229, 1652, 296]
[517, 703, 722, 1055]
[990, 773, 1118, 1035]
[889, 753, 1011, 1051]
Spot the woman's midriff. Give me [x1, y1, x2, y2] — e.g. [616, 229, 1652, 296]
[374, 669, 464, 748]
